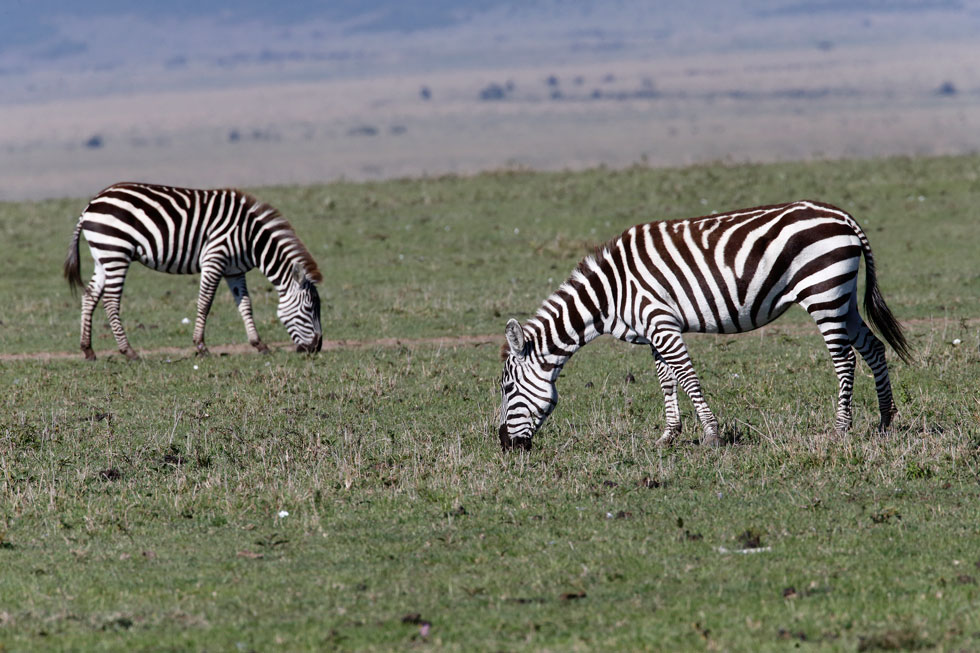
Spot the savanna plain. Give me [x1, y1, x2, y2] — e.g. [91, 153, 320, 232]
[1, 155, 979, 651]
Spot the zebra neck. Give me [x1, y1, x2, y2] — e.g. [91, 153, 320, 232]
[526, 290, 605, 368]
[254, 233, 304, 293]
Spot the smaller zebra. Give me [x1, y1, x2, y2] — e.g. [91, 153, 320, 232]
[498, 200, 912, 451]
[64, 182, 323, 360]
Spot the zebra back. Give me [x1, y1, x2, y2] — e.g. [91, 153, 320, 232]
[78, 182, 322, 284]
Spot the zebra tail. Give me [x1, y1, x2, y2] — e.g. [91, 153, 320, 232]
[64, 220, 84, 296]
[858, 225, 913, 364]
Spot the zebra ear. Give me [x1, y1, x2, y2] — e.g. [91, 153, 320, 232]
[291, 262, 305, 285]
[505, 319, 526, 358]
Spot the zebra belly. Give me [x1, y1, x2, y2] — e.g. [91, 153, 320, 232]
[672, 294, 794, 334]
[135, 249, 201, 275]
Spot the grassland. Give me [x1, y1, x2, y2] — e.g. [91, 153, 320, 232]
[1, 155, 979, 650]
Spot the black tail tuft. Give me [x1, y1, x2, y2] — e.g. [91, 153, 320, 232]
[64, 221, 84, 296]
[863, 248, 913, 364]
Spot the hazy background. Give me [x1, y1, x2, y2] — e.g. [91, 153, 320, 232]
[2, 0, 979, 200]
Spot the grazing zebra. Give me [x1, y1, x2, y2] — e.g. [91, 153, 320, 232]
[498, 200, 911, 450]
[64, 182, 323, 360]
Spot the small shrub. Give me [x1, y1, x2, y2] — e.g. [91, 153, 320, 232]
[479, 84, 507, 101]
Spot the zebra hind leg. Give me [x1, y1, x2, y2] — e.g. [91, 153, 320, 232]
[80, 267, 106, 361]
[652, 330, 720, 446]
[100, 261, 138, 360]
[652, 349, 682, 446]
[850, 319, 898, 432]
[809, 311, 857, 435]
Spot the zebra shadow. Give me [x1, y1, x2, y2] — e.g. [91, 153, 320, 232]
[673, 421, 744, 447]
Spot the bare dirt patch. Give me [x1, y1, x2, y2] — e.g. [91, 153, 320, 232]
[3, 317, 972, 362]
[0, 334, 499, 362]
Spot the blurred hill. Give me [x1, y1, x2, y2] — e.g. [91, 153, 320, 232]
[2, 1, 979, 200]
[3, 1, 979, 103]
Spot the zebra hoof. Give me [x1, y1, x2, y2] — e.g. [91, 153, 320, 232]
[122, 347, 139, 361]
[655, 429, 678, 447]
[702, 424, 722, 447]
[195, 346, 210, 357]
[878, 405, 899, 433]
[702, 435, 723, 447]
[82, 347, 96, 361]
[877, 414, 897, 434]
[253, 341, 271, 354]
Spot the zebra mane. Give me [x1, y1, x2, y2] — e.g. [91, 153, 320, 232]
[575, 235, 617, 277]
[526, 242, 608, 334]
[576, 244, 606, 275]
[244, 193, 323, 283]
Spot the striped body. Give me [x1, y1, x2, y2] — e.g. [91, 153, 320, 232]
[64, 182, 323, 360]
[499, 200, 911, 450]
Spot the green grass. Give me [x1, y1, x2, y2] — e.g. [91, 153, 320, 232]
[1, 155, 979, 650]
[2, 155, 978, 354]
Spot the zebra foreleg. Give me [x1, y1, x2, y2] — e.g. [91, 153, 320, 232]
[652, 348, 682, 446]
[193, 264, 225, 356]
[850, 320, 898, 432]
[652, 330, 720, 446]
[225, 274, 269, 353]
[80, 267, 106, 361]
[100, 261, 138, 360]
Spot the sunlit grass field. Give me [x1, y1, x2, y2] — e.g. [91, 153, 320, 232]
[1, 155, 979, 650]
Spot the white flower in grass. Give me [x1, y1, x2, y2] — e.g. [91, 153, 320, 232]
[952, 338, 961, 346]
[181, 317, 190, 324]
[277, 510, 289, 519]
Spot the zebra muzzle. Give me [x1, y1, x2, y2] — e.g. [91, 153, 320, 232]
[499, 425, 532, 451]
[295, 334, 322, 354]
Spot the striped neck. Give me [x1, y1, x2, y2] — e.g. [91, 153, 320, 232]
[524, 271, 608, 369]
[253, 227, 301, 292]
[245, 202, 322, 291]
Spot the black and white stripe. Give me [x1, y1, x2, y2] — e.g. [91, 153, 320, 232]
[64, 182, 323, 360]
[499, 200, 912, 450]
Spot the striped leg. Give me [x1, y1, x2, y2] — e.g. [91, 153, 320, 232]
[652, 348, 682, 445]
[100, 259, 138, 360]
[80, 264, 107, 361]
[848, 316, 898, 431]
[193, 262, 225, 355]
[652, 329, 720, 446]
[225, 273, 270, 353]
[804, 297, 856, 434]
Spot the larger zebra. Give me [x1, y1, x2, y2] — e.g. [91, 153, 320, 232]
[64, 182, 323, 360]
[499, 200, 911, 450]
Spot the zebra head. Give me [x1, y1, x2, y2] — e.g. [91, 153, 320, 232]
[498, 319, 558, 451]
[278, 263, 322, 353]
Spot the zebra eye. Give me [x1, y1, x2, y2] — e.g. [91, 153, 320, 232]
[503, 383, 514, 394]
